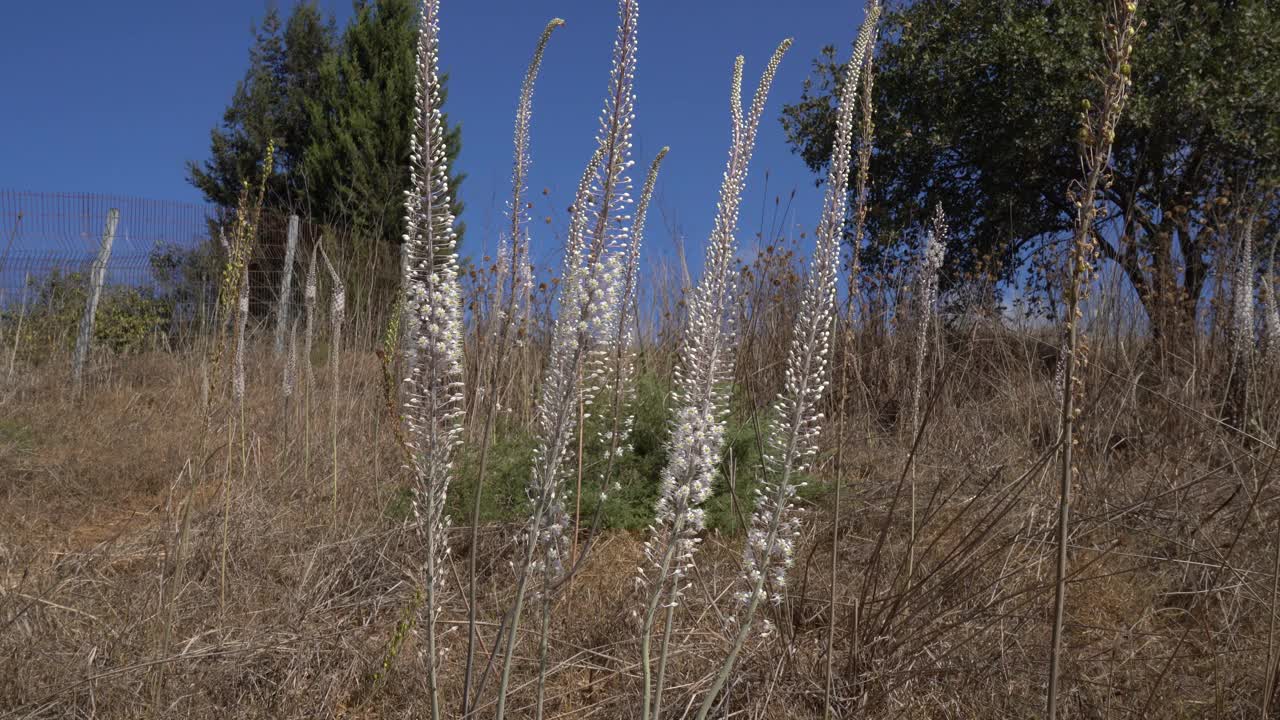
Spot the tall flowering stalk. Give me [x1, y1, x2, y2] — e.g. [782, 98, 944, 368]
[495, 4, 648, 716]
[318, 245, 344, 521]
[494, 148, 603, 720]
[1264, 259, 1280, 366]
[826, 5, 879, 716]
[302, 245, 317, 487]
[570, 0, 641, 569]
[1047, 2, 1137, 716]
[491, 18, 565, 359]
[461, 18, 563, 715]
[591, 146, 667, 519]
[400, 2, 464, 716]
[909, 205, 946, 436]
[1225, 214, 1257, 429]
[849, 3, 877, 283]
[637, 40, 791, 720]
[1230, 216, 1256, 371]
[697, 10, 879, 719]
[905, 202, 945, 590]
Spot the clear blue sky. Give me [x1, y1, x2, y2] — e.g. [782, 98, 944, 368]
[0, 0, 870, 269]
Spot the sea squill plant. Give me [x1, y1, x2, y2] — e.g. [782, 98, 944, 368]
[1225, 213, 1257, 429]
[637, 40, 792, 720]
[1264, 256, 1280, 366]
[906, 203, 945, 585]
[1230, 216, 1256, 371]
[318, 244, 344, 520]
[566, 0, 641, 577]
[399, 1, 464, 716]
[494, 147, 603, 720]
[496, 4, 647, 716]
[460, 18, 563, 715]
[696, 9, 879, 718]
[826, 4, 879, 716]
[283, 318, 298, 400]
[303, 244, 317, 485]
[589, 145, 667, 524]
[1047, 2, 1137, 716]
[909, 205, 947, 437]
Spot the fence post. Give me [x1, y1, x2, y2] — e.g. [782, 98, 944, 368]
[275, 214, 300, 355]
[72, 208, 119, 389]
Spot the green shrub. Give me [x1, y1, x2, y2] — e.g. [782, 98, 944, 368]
[388, 371, 786, 534]
[1, 270, 172, 360]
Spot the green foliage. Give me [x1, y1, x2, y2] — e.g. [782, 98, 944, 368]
[150, 241, 222, 325]
[388, 372, 779, 534]
[189, 0, 465, 320]
[0, 418, 35, 451]
[702, 387, 826, 533]
[2, 271, 172, 360]
[94, 288, 171, 354]
[302, 0, 465, 256]
[186, 2, 336, 210]
[783, 0, 1280, 333]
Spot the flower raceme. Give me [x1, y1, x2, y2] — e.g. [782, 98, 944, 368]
[1231, 217, 1256, 365]
[910, 205, 947, 433]
[398, 2, 464, 719]
[643, 39, 793, 615]
[740, 1, 880, 616]
[697, 6, 881, 719]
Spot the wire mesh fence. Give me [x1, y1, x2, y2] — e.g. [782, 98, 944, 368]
[0, 190, 387, 366]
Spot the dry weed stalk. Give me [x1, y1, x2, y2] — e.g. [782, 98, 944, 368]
[156, 140, 272, 714]
[221, 141, 273, 615]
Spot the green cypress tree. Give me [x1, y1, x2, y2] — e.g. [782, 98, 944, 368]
[187, 9, 286, 210]
[301, 0, 465, 288]
[187, 2, 338, 212]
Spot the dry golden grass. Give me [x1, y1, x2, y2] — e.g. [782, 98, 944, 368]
[1, 322, 1277, 718]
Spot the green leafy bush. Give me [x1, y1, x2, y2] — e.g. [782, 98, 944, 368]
[2, 270, 172, 360]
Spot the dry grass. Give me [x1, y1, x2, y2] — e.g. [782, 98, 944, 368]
[1, 317, 1276, 720]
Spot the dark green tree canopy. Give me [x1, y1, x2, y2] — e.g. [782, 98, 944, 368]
[301, 0, 464, 251]
[189, 0, 464, 256]
[187, 3, 337, 211]
[783, 0, 1279, 333]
